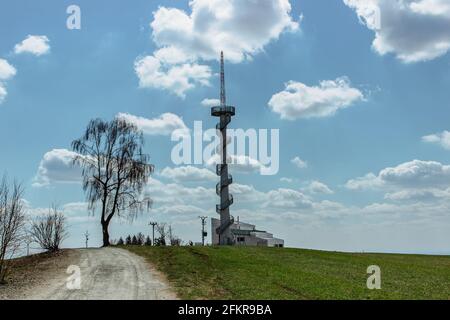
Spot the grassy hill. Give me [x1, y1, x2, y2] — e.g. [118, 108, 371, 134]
[124, 246, 450, 300]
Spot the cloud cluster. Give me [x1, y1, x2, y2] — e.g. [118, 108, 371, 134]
[136, 0, 299, 97]
[379, 160, 450, 188]
[0, 59, 17, 104]
[25, 201, 94, 224]
[346, 160, 450, 202]
[151, 0, 299, 63]
[343, 0, 450, 63]
[268, 77, 364, 120]
[145, 169, 450, 230]
[160, 166, 216, 182]
[345, 172, 383, 190]
[291, 156, 307, 169]
[201, 98, 220, 107]
[14, 35, 50, 56]
[29, 152, 450, 250]
[422, 131, 450, 150]
[134, 56, 212, 98]
[116, 112, 188, 136]
[265, 188, 312, 209]
[0, 35, 51, 104]
[33, 149, 82, 187]
[206, 154, 269, 174]
[303, 180, 334, 195]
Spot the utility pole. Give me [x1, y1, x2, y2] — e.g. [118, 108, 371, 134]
[25, 236, 32, 256]
[199, 216, 208, 246]
[149, 221, 157, 246]
[84, 230, 89, 248]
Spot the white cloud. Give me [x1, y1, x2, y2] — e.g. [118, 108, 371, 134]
[0, 59, 16, 80]
[116, 112, 188, 136]
[280, 177, 294, 183]
[410, 0, 450, 16]
[345, 172, 383, 190]
[33, 149, 82, 187]
[379, 160, 450, 188]
[50, 164, 450, 249]
[146, 177, 216, 208]
[269, 77, 364, 120]
[346, 160, 450, 201]
[343, 0, 450, 63]
[151, 0, 299, 64]
[422, 131, 450, 150]
[304, 180, 334, 195]
[229, 155, 268, 174]
[384, 188, 450, 201]
[229, 183, 264, 203]
[201, 98, 220, 107]
[152, 204, 210, 217]
[206, 154, 269, 174]
[291, 156, 307, 169]
[0, 85, 6, 104]
[160, 166, 216, 182]
[264, 188, 312, 209]
[0, 59, 17, 104]
[134, 55, 212, 98]
[137, 0, 299, 97]
[62, 202, 89, 214]
[26, 201, 94, 224]
[14, 35, 50, 56]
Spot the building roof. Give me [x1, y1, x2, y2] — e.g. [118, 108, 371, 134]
[231, 228, 266, 236]
[231, 229, 252, 236]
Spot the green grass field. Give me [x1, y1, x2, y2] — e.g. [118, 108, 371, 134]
[123, 246, 450, 300]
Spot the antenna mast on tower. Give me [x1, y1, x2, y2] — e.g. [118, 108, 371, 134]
[220, 51, 226, 107]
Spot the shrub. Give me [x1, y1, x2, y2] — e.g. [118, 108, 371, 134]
[30, 206, 68, 252]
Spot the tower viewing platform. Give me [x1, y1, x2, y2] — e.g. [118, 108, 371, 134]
[211, 106, 235, 117]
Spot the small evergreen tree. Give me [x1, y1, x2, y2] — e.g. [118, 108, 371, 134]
[125, 235, 132, 245]
[137, 232, 145, 245]
[117, 237, 124, 245]
[131, 235, 138, 245]
[144, 236, 152, 246]
[154, 237, 166, 246]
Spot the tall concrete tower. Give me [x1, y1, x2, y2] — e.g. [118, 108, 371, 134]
[211, 52, 235, 245]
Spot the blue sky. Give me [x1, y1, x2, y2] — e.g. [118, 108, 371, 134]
[1, 0, 450, 254]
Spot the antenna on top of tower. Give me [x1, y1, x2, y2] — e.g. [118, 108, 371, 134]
[220, 51, 226, 107]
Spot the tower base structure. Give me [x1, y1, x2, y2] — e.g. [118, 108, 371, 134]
[211, 218, 284, 247]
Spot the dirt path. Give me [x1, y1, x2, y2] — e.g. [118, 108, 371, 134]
[17, 247, 177, 300]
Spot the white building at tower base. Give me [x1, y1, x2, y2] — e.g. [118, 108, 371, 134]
[211, 217, 284, 247]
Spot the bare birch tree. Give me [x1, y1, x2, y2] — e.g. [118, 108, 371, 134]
[72, 118, 154, 246]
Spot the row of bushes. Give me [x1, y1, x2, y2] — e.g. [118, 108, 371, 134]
[116, 233, 152, 246]
[114, 223, 183, 247]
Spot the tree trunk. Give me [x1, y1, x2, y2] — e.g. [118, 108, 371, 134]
[102, 221, 110, 247]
